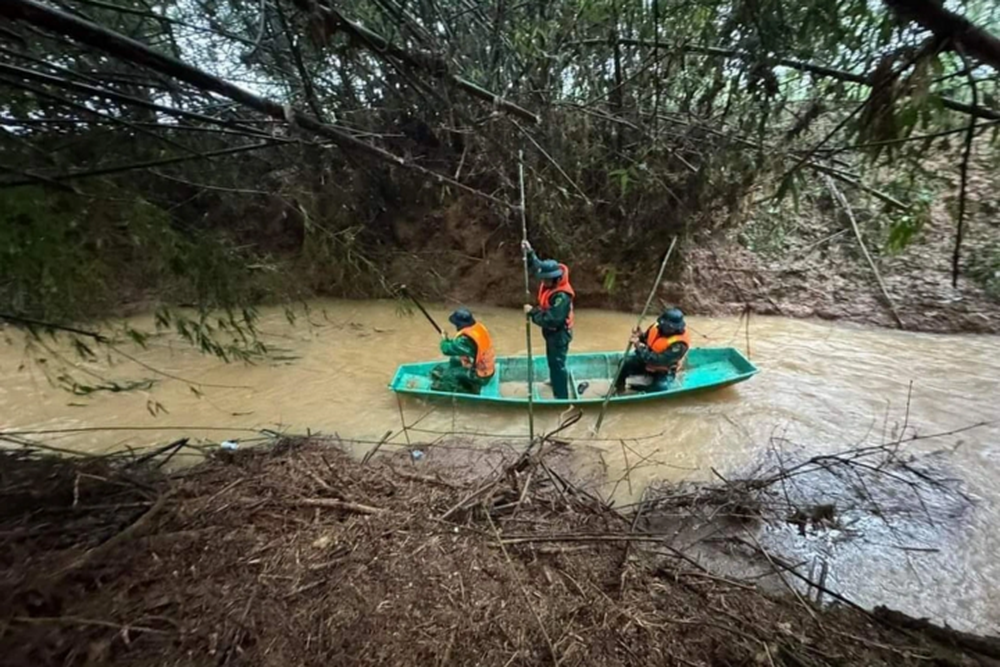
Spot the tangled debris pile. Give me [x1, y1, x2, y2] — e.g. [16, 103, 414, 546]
[0, 437, 997, 667]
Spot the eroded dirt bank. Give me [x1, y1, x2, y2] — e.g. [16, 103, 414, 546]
[374, 152, 1000, 335]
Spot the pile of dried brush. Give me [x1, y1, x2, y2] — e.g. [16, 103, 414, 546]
[0, 436, 996, 667]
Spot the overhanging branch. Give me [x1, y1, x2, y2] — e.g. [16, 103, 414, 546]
[884, 0, 1000, 73]
[0, 62, 276, 139]
[0, 0, 514, 209]
[570, 38, 1000, 122]
[0, 141, 282, 188]
[285, 0, 540, 124]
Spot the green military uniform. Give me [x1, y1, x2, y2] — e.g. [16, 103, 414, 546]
[431, 334, 490, 394]
[615, 337, 689, 392]
[615, 310, 690, 393]
[526, 250, 573, 400]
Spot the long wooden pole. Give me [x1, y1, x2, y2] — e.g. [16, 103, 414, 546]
[518, 151, 535, 449]
[399, 286, 443, 335]
[594, 236, 678, 434]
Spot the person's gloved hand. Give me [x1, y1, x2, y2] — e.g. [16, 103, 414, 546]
[523, 304, 533, 315]
[521, 240, 532, 254]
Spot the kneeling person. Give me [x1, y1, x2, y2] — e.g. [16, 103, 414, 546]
[431, 308, 496, 394]
[615, 308, 691, 393]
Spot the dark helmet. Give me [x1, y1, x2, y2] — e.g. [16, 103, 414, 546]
[448, 308, 475, 329]
[537, 259, 564, 280]
[657, 308, 685, 334]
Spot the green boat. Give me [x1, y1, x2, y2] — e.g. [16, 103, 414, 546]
[389, 347, 758, 405]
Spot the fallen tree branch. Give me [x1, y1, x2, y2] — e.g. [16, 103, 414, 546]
[823, 175, 905, 329]
[808, 163, 909, 212]
[52, 490, 174, 581]
[874, 606, 1000, 660]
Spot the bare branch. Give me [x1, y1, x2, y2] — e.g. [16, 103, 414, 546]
[0, 0, 514, 209]
[284, 0, 540, 124]
[0, 140, 283, 188]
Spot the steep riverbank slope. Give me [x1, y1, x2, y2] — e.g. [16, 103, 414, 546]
[375, 150, 1000, 334]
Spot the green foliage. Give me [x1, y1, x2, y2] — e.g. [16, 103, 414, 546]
[967, 242, 1000, 300]
[0, 187, 114, 321]
[884, 191, 933, 254]
[608, 168, 637, 198]
[601, 266, 617, 294]
[58, 377, 157, 395]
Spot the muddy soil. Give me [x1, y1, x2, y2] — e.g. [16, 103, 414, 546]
[373, 151, 1000, 334]
[2, 439, 997, 667]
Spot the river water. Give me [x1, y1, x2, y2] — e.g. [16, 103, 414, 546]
[1, 300, 998, 632]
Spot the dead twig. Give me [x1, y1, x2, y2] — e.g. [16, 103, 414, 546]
[11, 616, 172, 635]
[52, 489, 174, 581]
[291, 498, 383, 515]
[485, 511, 560, 667]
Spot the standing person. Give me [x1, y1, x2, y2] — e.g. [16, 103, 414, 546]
[521, 241, 575, 400]
[430, 308, 496, 394]
[614, 308, 690, 393]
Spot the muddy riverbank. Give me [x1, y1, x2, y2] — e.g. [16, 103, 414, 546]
[383, 204, 1000, 336]
[2, 439, 998, 667]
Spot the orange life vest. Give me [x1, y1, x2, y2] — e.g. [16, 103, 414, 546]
[457, 322, 496, 378]
[536, 264, 575, 331]
[643, 325, 691, 373]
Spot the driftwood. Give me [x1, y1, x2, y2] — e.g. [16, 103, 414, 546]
[0, 435, 994, 666]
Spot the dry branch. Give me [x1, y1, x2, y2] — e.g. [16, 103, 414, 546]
[291, 497, 384, 515]
[823, 175, 905, 329]
[52, 490, 173, 581]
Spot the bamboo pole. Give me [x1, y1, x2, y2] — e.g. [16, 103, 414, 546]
[822, 175, 905, 329]
[518, 150, 536, 450]
[593, 236, 678, 434]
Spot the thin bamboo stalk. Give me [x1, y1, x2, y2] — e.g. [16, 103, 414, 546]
[593, 236, 677, 434]
[518, 150, 535, 450]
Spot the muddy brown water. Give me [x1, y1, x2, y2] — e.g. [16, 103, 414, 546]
[1, 300, 998, 633]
